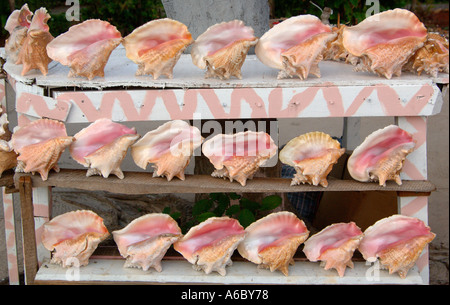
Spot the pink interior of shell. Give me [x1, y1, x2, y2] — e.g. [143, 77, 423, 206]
[176, 218, 244, 256]
[137, 33, 190, 57]
[12, 119, 67, 152]
[277, 26, 329, 53]
[361, 28, 427, 51]
[28, 8, 49, 32]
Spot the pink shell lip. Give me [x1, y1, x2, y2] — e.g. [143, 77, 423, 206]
[4, 3, 32, 34]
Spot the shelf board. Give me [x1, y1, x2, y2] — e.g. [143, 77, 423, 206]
[34, 258, 423, 285]
[14, 169, 435, 195]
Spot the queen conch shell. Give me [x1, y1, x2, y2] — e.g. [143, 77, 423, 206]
[112, 213, 182, 272]
[4, 4, 32, 63]
[131, 120, 203, 181]
[191, 20, 258, 80]
[279, 132, 345, 187]
[11, 118, 74, 181]
[174, 217, 246, 276]
[404, 33, 449, 77]
[347, 125, 415, 186]
[70, 119, 139, 179]
[303, 222, 363, 277]
[202, 131, 277, 186]
[237, 212, 309, 276]
[41, 210, 109, 267]
[123, 18, 193, 79]
[342, 9, 428, 79]
[16, 7, 54, 76]
[0, 111, 18, 177]
[358, 215, 435, 278]
[46, 19, 122, 80]
[255, 15, 336, 80]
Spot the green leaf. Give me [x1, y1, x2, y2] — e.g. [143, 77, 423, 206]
[213, 200, 229, 217]
[196, 212, 216, 223]
[239, 197, 260, 212]
[170, 212, 181, 220]
[225, 204, 240, 216]
[228, 192, 241, 200]
[162, 207, 171, 214]
[192, 199, 213, 216]
[238, 209, 255, 228]
[260, 195, 282, 211]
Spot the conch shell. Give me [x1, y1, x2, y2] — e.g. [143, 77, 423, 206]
[16, 8, 53, 76]
[47, 19, 122, 80]
[191, 20, 258, 80]
[0, 112, 18, 177]
[342, 9, 428, 79]
[358, 215, 435, 278]
[202, 131, 277, 186]
[255, 15, 336, 79]
[4, 4, 32, 62]
[279, 132, 345, 187]
[347, 125, 416, 186]
[237, 212, 309, 276]
[131, 120, 203, 181]
[404, 33, 449, 77]
[70, 119, 139, 179]
[41, 210, 109, 267]
[174, 217, 246, 276]
[123, 18, 193, 79]
[112, 213, 182, 272]
[303, 222, 363, 277]
[11, 118, 74, 181]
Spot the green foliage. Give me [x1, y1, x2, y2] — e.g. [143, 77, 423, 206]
[271, 0, 408, 25]
[181, 192, 282, 233]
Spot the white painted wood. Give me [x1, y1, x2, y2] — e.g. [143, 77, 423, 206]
[35, 259, 424, 285]
[2, 46, 448, 90]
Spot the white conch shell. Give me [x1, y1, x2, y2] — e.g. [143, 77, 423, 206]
[202, 131, 277, 186]
[16, 8, 53, 76]
[70, 118, 139, 179]
[41, 210, 109, 267]
[11, 118, 74, 181]
[303, 222, 363, 277]
[342, 9, 428, 79]
[123, 18, 193, 79]
[191, 20, 258, 79]
[279, 132, 345, 187]
[358, 215, 435, 278]
[237, 212, 309, 276]
[347, 125, 416, 186]
[112, 213, 182, 272]
[47, 19, 122, 80]
[174, 217, 246, 276]
[131, 120, 203, 181]
[256, 15, 336, 79]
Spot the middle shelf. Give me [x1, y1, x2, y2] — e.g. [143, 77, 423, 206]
[14, 169, 435, 195]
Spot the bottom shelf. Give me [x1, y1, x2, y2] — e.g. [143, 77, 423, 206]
[34, 259, 424, 285]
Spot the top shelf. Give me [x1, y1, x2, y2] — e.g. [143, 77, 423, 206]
[2, 46, 449, 90]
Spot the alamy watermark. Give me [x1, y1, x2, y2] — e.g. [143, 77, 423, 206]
[65, 0, 80, 21]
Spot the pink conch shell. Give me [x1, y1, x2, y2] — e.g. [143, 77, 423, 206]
[303, 222, 363, 277]
[174, 217, 246, 276]
[279, 132, 345, 187]
[4, 4, 32, 62]
[191, 20, 258, 80]
[70, 119, 139, 179]
[131, 120, 203, 181]
[123, 18, 193, 79]
[112, 213, 181, 271]
[47, 19, 122, 80]
[359, 215, 435, 278]
[11, 118, 74, 181]
[404, 33, 449, 77]
[0, 112, 18, 177]
[16, 8, 53, 76]
[237, 212, 309, 276]
[347, 125, 416, 186]
[202, 131, 277, 186]
[255, 15, 336, 79]
[342, 9, 427, 79]
[41, 210, 109, 267]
